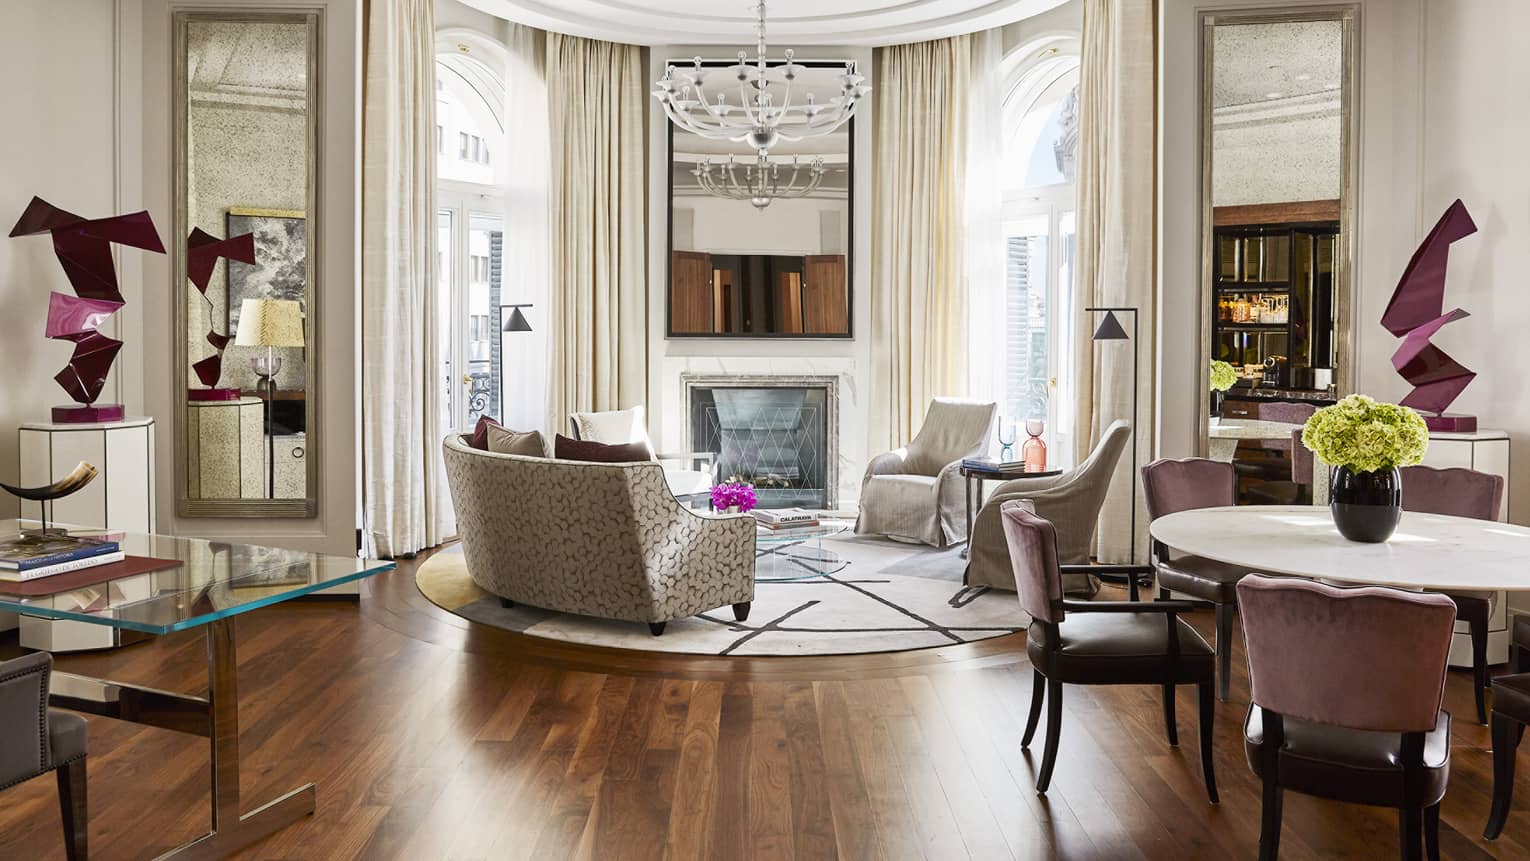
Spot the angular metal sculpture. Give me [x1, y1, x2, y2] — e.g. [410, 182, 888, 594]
[1381, 198, 1479, 432]
[9, 197, 166, 423]
[187, 227, 257, 400]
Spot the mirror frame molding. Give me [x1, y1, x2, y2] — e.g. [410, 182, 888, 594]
[172, 9, 322, 518]
[664, 57, 856, 340]
[1195, 5, 1359, 456]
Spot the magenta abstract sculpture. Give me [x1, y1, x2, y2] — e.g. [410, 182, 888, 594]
[187, 227, 256, 401]
[1381, 199, 1479, 432]
[9, 196, 166, 423]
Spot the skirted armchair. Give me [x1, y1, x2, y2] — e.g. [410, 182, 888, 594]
[855, 399, 996, 547]
[443, 435, 755, 635]
[966, 420, 1131, 596]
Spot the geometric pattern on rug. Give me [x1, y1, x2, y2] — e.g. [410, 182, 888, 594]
[415, 530, 1030, 657]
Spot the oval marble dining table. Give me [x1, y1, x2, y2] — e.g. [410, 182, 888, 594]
[1149, 505, 1530, 592]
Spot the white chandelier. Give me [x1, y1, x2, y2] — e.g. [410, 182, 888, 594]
[653, 2, 870, 155]
[692, 153, 828, 210]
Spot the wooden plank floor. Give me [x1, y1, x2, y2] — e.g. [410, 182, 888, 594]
[0, 553, 1527, 860]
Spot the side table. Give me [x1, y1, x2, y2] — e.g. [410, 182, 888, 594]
[958, 461, 1062, 559]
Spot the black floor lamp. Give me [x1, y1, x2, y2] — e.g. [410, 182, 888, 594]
[1086, 305, 1144, 584]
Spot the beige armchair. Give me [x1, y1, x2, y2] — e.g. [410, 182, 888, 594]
[966, 420, 1131, 595]
[855, 399, 997, 547]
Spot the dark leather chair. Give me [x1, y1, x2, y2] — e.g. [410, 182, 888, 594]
[0, 652, 87, 860]
[1000, 499, 1219, 802]
[1142, 457, 1252, 700]
[1398, 464, 1505, 724]
[1238, 574, 1457, 861]
[1482, 614, 1530, 839]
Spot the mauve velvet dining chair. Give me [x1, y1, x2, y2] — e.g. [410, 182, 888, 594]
[1398, 464, 1505, 724]
[1142, 457, 1251, 700]
[1238, 574, 1457, 861]
[1001, 500, 1219, 803]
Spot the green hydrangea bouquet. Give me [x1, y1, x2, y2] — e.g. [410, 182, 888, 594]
[1209, 360, 1237, 393]
[1301, 394, 1429, 474]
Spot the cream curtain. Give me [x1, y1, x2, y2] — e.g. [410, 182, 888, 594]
[1074, 0, 1157, 563]
[545, 33, 647, 431]
[360, 0, 441, 558]
[870, 36, 972, 454]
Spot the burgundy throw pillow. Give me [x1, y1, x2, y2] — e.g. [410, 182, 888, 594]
[468, 416, 501, 450]
[554, 434, 650, 463]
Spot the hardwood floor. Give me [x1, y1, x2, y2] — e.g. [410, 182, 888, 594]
[0, 553, 1527, 859]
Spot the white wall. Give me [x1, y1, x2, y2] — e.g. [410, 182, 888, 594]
[673, 196, 849, 256]
[0, 0, 143, 519]
[646, 45, 875, 499]
[1160, 0, 1425, 470]
[141, 0, 361, 555]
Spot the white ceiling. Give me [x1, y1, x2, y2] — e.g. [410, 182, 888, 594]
[457, 0, 1070, 47]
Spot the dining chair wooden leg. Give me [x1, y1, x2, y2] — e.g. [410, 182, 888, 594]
[1484, 712, 1520, 839]
[1215, 603, 1234, 701]
[1157, 585, 1171, 602]
[1035, 679, 1064, 793]
[1161, 684, 1178, 746]
[1424, 803, 1441, 861]
[1399, 805, 1424, 861]
[1258, 773, 1282, 861]
[1198, 683, 1218, 804]
[1468, 610, 1489, 724]
[1021, 669, 1045, 749]
[56, 757, 86, 861]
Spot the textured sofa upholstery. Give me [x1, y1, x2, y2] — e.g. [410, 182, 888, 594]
[443, 434, 755, 627]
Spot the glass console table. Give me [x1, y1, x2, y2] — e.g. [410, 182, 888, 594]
[0, 521, 395, 860]
[755, 521, 851, 581]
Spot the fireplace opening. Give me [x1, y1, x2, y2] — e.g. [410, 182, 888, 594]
[689, 385, 830, 509]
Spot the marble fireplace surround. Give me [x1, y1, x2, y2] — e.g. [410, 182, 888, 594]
[654, 358, 864, 508]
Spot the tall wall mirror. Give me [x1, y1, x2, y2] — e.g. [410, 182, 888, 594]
[1199, 8, 1356, 500]
[666, 60, 854, 338]
[174, 12, 320, 517]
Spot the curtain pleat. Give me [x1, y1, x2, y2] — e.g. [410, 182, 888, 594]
[545, 34, 647, 432]
[360, 0, 439, 558]
[1074, 0, 1157, 562]
[870, 36, 972, 455]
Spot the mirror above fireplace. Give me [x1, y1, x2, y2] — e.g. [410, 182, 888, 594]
[666, 60, 854, 339]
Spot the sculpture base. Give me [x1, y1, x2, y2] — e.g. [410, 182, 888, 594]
[1423, 413, 1477, 433]
[51, 404, 125, 424]
[188, 387, 243, 402]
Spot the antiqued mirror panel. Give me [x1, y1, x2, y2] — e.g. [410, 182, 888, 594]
[176, 12, 319, 517]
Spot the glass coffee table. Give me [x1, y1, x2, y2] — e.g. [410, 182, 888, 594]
[755, 521, 852, 581]
[0, 521, 395, 859]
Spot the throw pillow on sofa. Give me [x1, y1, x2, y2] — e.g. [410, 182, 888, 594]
[486, 424, 548, 457]
[554, 434, 650, 463]
[467, 415, 501, 450]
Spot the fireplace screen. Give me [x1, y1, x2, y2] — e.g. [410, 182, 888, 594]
[690, 386, 829, 509]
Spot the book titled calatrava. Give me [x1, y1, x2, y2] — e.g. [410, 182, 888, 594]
[0, 533, 122, 572]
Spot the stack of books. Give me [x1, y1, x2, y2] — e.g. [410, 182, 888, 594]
[0, 534, 124, 582]
[961, 457, 1028, 474]
[752, 508, 821, 530]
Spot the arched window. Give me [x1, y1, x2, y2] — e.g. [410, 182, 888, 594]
[433, 33, 507, 434]
[997, 36, 1080, 452]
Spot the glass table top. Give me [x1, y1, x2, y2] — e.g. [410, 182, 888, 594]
[0, 521, 395, 635]
[754, 521, 852, 545]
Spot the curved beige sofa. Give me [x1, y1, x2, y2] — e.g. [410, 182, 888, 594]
[442, 435, 756, 635]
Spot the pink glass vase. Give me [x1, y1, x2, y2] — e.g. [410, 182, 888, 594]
[1022, 419, 1047, 472]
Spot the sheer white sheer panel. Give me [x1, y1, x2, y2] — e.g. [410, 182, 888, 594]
[361, 0, 441, 558]
[964, 28, 1008, 452]
[501, 24, 549, 432]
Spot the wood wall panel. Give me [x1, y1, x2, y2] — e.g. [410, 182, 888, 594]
[803, 255, 848, 335]
[670, 250, 714, 334]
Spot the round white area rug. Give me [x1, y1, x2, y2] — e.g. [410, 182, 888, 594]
[416, 530, 1028, 656]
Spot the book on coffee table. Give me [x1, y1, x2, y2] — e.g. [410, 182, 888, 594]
[0, 533, 121, 573]
[752, 508, 821, 529]
[0, 551, 126, 582]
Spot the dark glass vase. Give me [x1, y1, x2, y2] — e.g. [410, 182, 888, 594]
[1330, 465, 1402, 543]
[1210, 390, 1225, 424]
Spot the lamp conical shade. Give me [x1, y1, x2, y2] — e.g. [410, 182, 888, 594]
[502, 306, 532, 333]
[1092, 310, 1129, 341]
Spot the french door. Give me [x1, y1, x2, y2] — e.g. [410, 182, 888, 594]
[435, 188, 504, 437]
